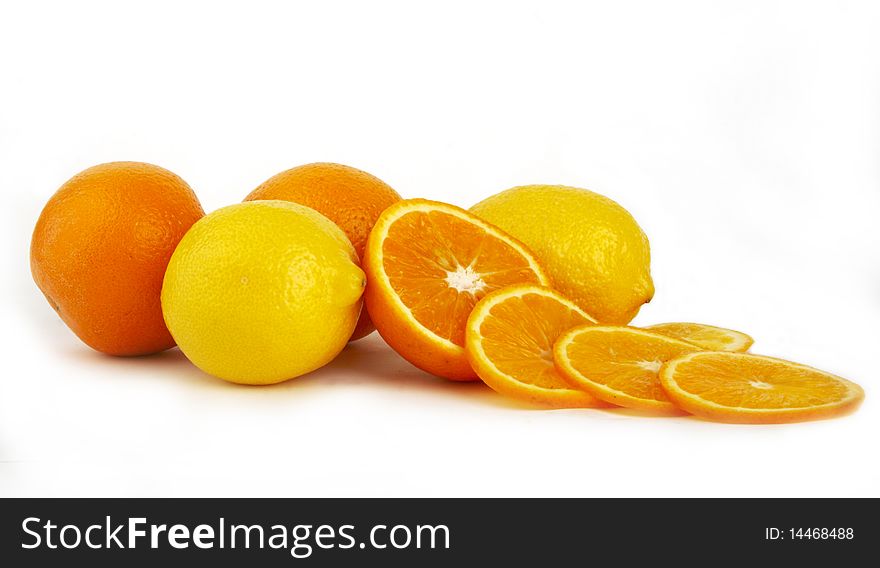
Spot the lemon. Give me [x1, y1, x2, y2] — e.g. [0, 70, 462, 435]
[161, 201, 365, 384]
[470, 185, 653, 324]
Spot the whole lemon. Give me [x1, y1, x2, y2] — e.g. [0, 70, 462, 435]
[161, 201, 365, 384]
[470, 185, 653, 324]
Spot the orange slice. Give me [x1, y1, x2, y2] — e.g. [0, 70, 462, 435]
[660, 352, 865, 424]
[465, 284, 605, 407]
[363, 199, 550, 380]
[553, 326, 702, 412]
[645, 322, 753, 352]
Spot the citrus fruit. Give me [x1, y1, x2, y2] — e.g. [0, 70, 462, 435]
[161, 200, 365, 385]
[645, 322, 753, 352]
[244, 162, 402, 341]
[363, 199, 550, 380]
[659, 352, 865, 424]
[465, 284, 606, 407]
[554, 326, 701, 412]
[470, 185, 653, 324]
[30, 162, 204, 356]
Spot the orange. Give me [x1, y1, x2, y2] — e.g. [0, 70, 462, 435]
[659, 352, 865, 424]
[465, 284, 606, 407]
[244, 162, 401, 341]
[363, 199, 550, 380]
[645, 322, 753, 352]
[31, 162, 204, 356]
[554, 326, 701, 412]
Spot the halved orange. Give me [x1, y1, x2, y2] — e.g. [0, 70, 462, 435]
[645, 322, 753, 352]
[660, 352, 865, 424]
[363, 199, 551, 380]
[465, 284, 606, 407]
[554, 326, 702, 412]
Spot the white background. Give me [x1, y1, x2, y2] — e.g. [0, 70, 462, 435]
[1, 1, 878, 497]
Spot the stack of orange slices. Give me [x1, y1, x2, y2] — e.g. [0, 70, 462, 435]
[364, 198, 864, 424]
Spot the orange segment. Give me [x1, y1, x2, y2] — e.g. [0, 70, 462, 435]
[554, 326, 702, 412]
[465, 284, 605, 408]
[645, 322, 753, 352]
[364, 199, 550, 380]
[659, 352, 865, 424]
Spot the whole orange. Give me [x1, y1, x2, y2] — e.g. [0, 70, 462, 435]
[31, 162, 204, 356]
[244, 162, 402, 341]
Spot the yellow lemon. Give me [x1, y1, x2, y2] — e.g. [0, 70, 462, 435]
[471, 185, 653, 324]
[161, 201, 365, 384]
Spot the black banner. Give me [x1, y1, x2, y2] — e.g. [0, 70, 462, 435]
[0, 498, 875, 565]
